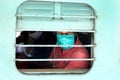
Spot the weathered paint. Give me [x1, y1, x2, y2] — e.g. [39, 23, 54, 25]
[0, 0, 120, 80]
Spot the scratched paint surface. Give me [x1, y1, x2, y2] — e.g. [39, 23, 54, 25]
[0, 0, 120, 80]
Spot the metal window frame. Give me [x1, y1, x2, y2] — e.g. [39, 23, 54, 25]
[15, 1, 96, 74]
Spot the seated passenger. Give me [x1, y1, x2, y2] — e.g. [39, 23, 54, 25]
[16, 31, 56, 59]
[16, 31, 35, 58]
[16, 31, 56, 69]
[32, 31, 56, 59]
[49, 32, 90, 69]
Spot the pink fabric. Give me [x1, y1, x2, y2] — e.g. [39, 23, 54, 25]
[49, 39, 90, 69]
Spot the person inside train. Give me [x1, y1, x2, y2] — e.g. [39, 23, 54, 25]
[16, 31, 35, 58]
[16, 31, 56, 69]
[49, 31, 90, 69]
[16, 31, 56, 59]
[32, 31, 56, 59]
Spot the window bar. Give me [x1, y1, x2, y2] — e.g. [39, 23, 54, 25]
[23, 8, 53, 10]
[16, 29, 96, 33]
[16, 44, 95, 47]
[62, 15, 96, 18]
[67, 29, 95, 33]
[16, 58, 95, 61]
[62, 8, 91, 11]
[16, 14, 96, 19]
[20, 69, 88, 74]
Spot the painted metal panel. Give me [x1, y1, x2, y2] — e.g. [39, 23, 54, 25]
[0, 0, 120, 80]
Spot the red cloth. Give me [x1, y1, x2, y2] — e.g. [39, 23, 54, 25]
[49, 39, 90, 69]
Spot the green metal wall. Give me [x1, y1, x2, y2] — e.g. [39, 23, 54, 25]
[0, 0, 120, 80]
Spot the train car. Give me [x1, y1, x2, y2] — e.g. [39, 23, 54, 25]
[0, 0, 120, 80]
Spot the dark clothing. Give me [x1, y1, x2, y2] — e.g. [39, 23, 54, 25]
[16, 31, 56, 59]
[31, 32, 57, 59]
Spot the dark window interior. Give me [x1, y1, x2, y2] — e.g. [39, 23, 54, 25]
[16, 31, 93, 69]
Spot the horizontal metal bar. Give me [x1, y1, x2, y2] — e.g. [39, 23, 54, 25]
[62, 8, 91, 11]
[27, 0, 54, 2]
[62, 15, 96, 18]
[16, 29, 95, 33]
[23, 8, 53, 10]
[67, 29, 95, 33]
[20, 69, 88, 74]
[16, 14, 96, 19]
[16, 44, 95, 47]
[16, 58, 94, 61]
[16, 14, 53, 17]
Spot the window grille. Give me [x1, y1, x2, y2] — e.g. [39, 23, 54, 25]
[16, 1, 96, 74]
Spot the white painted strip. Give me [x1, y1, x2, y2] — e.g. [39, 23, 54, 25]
[16, 14, 96, 18]
[20, 69, 88, 74]
[62, 15, 96, 18]
[16, 58, 94, 61]
[15, 44, 95, 47]
[16, 29, 95, 33]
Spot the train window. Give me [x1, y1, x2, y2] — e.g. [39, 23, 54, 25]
[15, 1, 96, 74]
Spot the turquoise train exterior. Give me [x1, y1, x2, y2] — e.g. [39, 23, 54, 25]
[0, 0, 120, 80]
